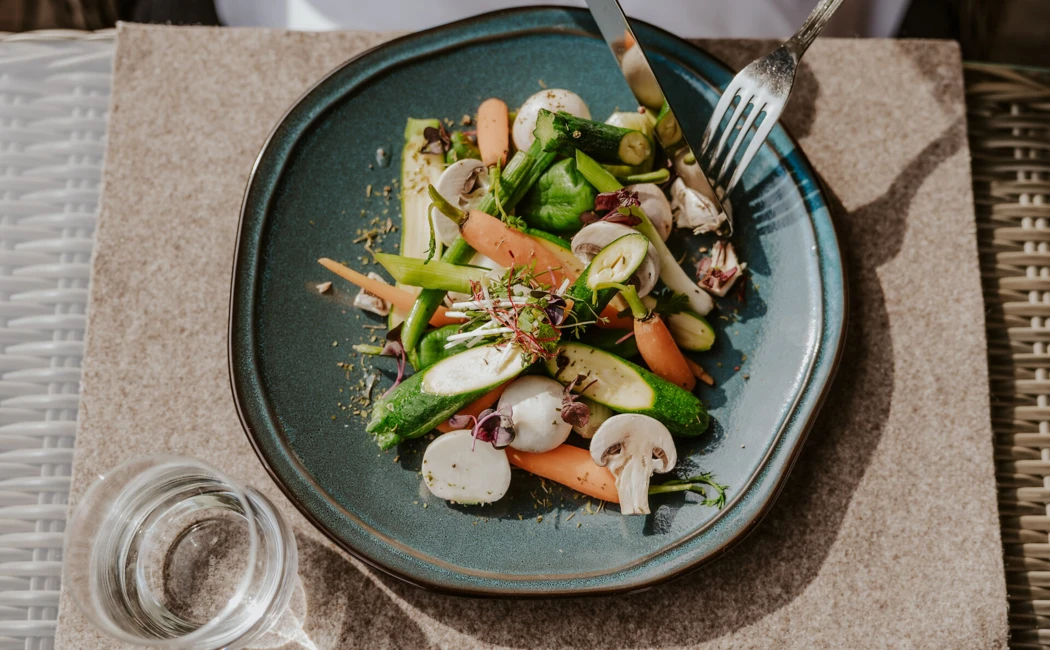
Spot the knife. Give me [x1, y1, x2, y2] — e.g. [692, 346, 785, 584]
[585, 0, 731, 235]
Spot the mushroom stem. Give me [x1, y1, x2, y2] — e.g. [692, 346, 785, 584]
[610, 455, 656, 515]
[427, 184, 467, 226]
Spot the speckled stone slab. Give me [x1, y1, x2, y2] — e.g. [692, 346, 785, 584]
[54, 24, 1007, 649]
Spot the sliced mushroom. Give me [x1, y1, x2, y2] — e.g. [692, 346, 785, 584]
[512, 89, 591, 152]
[669, 177, 726, 235]
[353, 271, 391, 316]
[422, 429, 511, 504]
[589, 414, 677, 515]
[498, 376, 571, 453]
[625, 183, 672, 241]
[433, 159, 489, 246]
[571, 222, 660, 297]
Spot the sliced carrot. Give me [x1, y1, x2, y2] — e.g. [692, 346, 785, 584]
[435, 382, 509, 433]
[460, 210, 573, 287]
[634, 315, 696, 391]
[477, 98, 509, 167]
[595, 304, 634, 330]
[317, 258, 457, 327]
[507, 445, 619, 503]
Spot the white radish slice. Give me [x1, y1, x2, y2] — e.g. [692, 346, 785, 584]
[498, 376, 572, 453]
[422, 429, 511, 504]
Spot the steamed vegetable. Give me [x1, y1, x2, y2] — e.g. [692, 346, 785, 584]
[374, 253, 487, 293]
[507, 445, 618, 503]
[410, 324, 461, 370]
[535, 109, 652, 167]
[435, 383, 508, 432]
[423, 429, 511, 503]
[367, 343, 529, 449]
[603, 111, 656, 178]
[432, 159, 488, 246]
[581, 327, 639, 359]
[477, 98, 509, 167]
[517, 157, 597, 233]
[498, 376, 572, 453]
[445, 130, 481, 164]
[545, 342, 708, 437]
[317, 258, 457, 326]
[512, 89, 590, 151]
[590, 414, 677, 515]
[563, 233, 651, 328]
[609, 283, 696, 391]
[643, 295, 716, 352]
[571, 222, 660, 297]
[575, 150, 714, 315]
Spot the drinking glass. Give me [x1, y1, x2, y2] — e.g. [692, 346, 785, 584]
[63, 455, 298, 649]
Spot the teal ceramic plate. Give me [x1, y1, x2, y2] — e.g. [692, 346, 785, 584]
[230, 7, 846, 596]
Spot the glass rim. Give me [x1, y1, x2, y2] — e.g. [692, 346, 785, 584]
[64, 454, 262, 647]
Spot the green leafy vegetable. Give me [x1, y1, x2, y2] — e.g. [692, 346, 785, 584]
[648, 473, 728, 509]
[651, 291, 690, 316]
[517, 157, 597, 233]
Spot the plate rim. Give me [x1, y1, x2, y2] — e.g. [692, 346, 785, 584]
[228, 5, 849, 598]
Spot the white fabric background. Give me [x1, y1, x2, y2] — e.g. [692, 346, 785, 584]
[215, 0, 911, 38]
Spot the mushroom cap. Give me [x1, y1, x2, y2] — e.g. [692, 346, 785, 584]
[625, 183, 672, 242]
[512, 89, 591, 151]
[433, 159, 489, 246]
[589, 413, 677, 474]
[498, 376, 572, 453]
[570, 222, 660, 297]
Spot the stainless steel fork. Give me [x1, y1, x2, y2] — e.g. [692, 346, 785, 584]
[700, 0, 845, 194]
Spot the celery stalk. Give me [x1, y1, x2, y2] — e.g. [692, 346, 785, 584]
[374, 253, 487, 293]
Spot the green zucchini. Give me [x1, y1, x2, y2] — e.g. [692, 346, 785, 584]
[374, 253, 487, 294]
[367, 343, 529, 449]
[581, 327, 639, 358]
[401, 139, 559, 353]
[407, 324, 461, 370]
[642, 295, 716, 351]
[576, 150, 714, 316]
[445, 131, 480, 164]
[544, 342, 708, 437]
[526, 228, 585, 279]
[654, 101, 684, 151]
[394, 118, 446, 328]
[564, 233, 650, 326]
[534, 109, 652, 167]
[603, 111, 656, 178]
[517, 158, 597, 233]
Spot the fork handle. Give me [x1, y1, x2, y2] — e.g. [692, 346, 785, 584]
[787, 0, 846, 57]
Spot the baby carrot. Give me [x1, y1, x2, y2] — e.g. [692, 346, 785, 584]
[459, 210, 573, 287]
[507, 445, 619, 503]
[317, 258, 457, 327]
[477, 98, 509, 167]
[634, 315, 696, 391]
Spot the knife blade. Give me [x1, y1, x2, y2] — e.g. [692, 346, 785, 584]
[585, 0, 731, 235]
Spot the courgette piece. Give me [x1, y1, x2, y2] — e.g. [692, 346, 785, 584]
[373, 253, 487, 294]
[575, 150, 714, 315]
[407, 324, 461, 370]
[534, 109, 652, 167]
[394, 118, 447, 328]
[367, 343, 529, 449]
[401, 139, 559, 353]
[603, 111, 656, 178]
[564, 233, 650, 326]
[654, 101, 684, 151]
[642, 295, 715, 351]
[545, 342, 708, 437]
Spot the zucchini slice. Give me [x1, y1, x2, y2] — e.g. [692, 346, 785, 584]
[367, 343, 529, 449]
[544, 342, 709, 437]
[393, 118, 447, 327]
[642, 296, 716, 352]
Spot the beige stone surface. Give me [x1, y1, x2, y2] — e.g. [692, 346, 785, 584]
[54, 24, 1007, 649]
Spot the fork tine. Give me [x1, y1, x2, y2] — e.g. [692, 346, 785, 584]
[716, 99, 767, 187]
[726, 115, 777, 194]
[707, 90, 754, 169]
[701, 82, 742, 155]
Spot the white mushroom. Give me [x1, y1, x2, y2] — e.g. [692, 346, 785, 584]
[672, 148, 719, 203]
[422, 429, 511, 504]
[589, 414, 677, 515]
[512, 89, 590, 152]
[669, 177, 726, 235]
[621, 45, 664, 109]
[352, 271, 391, 316]
[572, 397, 613, 439]
[433, 159, 489, 246]
[570, 222, 660, 297]
[498, 376, 571, 453]
[625, 183, 672, 241]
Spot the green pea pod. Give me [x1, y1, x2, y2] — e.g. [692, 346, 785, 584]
[445, 131, 480, 164]
[517, 157, 597, 233]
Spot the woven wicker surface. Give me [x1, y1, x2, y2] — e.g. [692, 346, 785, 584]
[0, 30, 112, 650]
[969, 62, 1050, 648]
[0, 29, 1044, 649]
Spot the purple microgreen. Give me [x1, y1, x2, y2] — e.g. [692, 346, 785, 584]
[579, 211, 600, 225]
[615, 330, 635, 345]
[544, 294, 568, 327]
[446, 414, 476, 429]
[471, 407, 515, 450]
[379, 323, 406, 397]
[600, 208, 642, 227]
[420, 125, 451, 155]
[594, 188, 641, 212]
[559, 374, 597, 427]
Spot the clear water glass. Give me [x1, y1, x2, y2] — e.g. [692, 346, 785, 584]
[63, 456, 299, 649]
